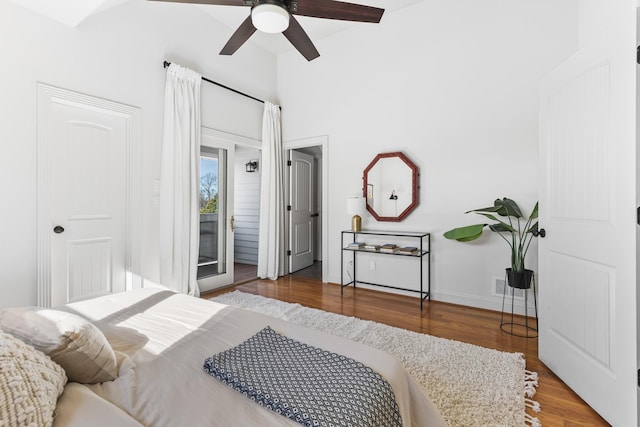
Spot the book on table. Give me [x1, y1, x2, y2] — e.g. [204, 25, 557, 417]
[380, 243, 399, 253]
[364, 244, 380, 251]
[348, 242, 365, 249]
[398, 246, 419, 255]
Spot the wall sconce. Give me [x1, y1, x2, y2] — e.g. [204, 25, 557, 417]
[389, 190, 398, 216]
[245, 160, 258, 173]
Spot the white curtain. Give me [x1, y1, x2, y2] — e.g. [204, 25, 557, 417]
[257, 102, 285, 280]
[159, 63, 202, 296]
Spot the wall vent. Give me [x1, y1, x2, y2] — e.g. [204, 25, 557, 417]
[493, 277, 525, 299]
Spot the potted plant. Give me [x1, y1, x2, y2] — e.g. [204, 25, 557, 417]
[443, 198, 539, 289]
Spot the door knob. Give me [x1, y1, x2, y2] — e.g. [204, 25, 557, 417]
[53, 226, 65, 234]
[535, 228, 546, 238]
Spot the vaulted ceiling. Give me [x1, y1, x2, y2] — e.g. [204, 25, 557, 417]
[6, 0, 131, 27]
[7, 0, 422, 54]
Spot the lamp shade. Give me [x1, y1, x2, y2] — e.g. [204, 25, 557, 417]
[251, 2, 290, 33]
[346, 196, 365, 215]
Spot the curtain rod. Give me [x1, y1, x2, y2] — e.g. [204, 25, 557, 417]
[163, 61, 278, 109]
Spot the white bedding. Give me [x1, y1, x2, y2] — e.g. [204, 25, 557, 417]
[55, 289, 446, 427]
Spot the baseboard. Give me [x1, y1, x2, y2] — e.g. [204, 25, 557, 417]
[431, 290, 536, 316]
[325, 280, 537, 316]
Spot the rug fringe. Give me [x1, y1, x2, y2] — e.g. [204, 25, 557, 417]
[525, 398, 541, 413]
[525, 413, 541, 427]
[525, 370, 538, 382]
[524, 369, 541, 425]
[524, 369, 539, 398]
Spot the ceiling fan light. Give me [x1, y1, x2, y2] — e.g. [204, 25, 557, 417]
[251, 3, 289, 33]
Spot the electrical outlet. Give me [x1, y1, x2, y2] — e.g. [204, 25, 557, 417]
[369, 261, 376, 270]
[494, 277, 524, 299]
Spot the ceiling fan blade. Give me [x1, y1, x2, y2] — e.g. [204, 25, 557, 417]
[282, 16, 320, 61]
[147, 0, 250, 6]
[220, 16, 257, 55]
[291, 0, 383, 23]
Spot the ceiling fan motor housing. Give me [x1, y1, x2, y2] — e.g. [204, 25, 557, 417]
[251, 0, 290, 33]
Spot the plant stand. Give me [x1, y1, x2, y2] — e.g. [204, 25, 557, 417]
[500, 270, 538, 338]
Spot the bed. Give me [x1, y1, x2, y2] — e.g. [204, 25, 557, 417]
[0, 288, 446, 427]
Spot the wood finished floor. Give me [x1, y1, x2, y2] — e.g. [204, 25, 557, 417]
[203, 275, 610, 427]
[234, 262, 257, 283]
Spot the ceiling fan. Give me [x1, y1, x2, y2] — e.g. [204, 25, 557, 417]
[149, 0, 385, 61]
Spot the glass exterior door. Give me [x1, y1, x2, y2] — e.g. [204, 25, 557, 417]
[197, 132, 234, 292]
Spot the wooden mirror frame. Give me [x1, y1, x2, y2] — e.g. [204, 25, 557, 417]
[362, 151, 419, 222]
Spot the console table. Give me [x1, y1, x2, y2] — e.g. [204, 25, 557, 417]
[340, 230, 431, 309]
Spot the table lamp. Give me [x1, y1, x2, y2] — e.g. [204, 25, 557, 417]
[346, 196, 364, 232]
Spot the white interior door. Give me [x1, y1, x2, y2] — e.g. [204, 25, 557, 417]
[289, 150, 314, 272]
[37, 85, 141, 307]
[197, 129, 235, 292]
[538, 20, 637, 426]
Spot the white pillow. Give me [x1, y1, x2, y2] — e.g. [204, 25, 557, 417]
[0, 307, 118, 384]
[0, 331, 67, 427]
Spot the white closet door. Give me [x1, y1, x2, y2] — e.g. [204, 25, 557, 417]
[538, 20, 637, 426]
[289, 150, 314, 273]
[38, 85, 141, 307]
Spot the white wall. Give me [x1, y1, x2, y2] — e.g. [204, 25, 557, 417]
[277, 0, 579, 311]
[578, 0, 637, 46]
[0, 0, 276, 307]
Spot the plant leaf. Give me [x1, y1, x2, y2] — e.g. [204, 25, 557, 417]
[489, 223, 514, 233]
[443, 224, 486, 241]
[474, 212, 501, 222]
[473, 212, 514, 229]
[527, 221, 538, 234]
[495, 198, 523, 218]
[529, 202, 539, 220]
[492, 199, 510, 216]
[465, 205, 502, 215]
[457, 234, 483, 242]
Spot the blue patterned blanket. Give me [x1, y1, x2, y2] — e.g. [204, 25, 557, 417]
[203, 326, 402, 427]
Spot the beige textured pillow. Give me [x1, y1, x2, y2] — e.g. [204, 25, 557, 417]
[0, 308, 118, 384]
[0, 331, 67, 427]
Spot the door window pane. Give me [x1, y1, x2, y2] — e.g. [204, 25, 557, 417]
[198, 147, 227, 279]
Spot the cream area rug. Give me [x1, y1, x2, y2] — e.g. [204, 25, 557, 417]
[210, 291, 541, 427]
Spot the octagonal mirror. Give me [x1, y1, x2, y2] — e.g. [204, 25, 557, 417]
[363, 152, 419, 222]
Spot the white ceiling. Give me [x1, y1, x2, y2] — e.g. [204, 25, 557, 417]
[6, 0, 131, 27]
[7, 0, 422, 55]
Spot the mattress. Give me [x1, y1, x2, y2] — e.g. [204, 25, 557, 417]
[54, 288, 446, 427]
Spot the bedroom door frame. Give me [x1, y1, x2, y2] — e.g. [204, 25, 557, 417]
[283, 135, 328, 282]
[197, 127, 260, 293]
[36, 84, 142, 307]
